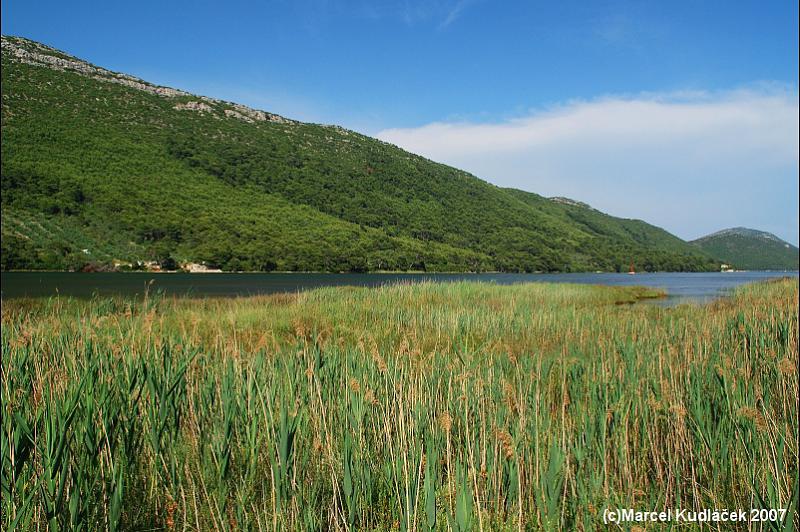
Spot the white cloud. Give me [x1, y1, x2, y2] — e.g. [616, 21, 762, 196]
[343, 0, 479, 28]
[439, 0, 479, 28]
[377, 87, 800, 244]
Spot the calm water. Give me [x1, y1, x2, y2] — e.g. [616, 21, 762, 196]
[1, 271, 797, 305]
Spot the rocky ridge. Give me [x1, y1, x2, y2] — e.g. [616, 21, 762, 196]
[549, 197, 597, 211]
[2, 35, 295, 125]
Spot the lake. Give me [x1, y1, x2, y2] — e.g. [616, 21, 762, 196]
[1, 271, 797, 305]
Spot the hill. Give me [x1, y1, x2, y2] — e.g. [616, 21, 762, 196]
[1, 35, 718, 272]
[691, 228, 799, 271]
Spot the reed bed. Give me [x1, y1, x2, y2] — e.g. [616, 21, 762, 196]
[2, 279, 797, 530]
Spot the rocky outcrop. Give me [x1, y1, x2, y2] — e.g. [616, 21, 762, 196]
[223, 103, 295, 124]
[550, 197, 596, 211]
[2, 36, 188, 98]
[2, 35, 296, 125]
[224, 108, 254, 122]
[174, 101, 214, 113]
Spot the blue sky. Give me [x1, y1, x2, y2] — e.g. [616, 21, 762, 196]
[3, 1, 799, 244]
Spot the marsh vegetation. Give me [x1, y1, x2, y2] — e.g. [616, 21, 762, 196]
[2, 280, 797, 530]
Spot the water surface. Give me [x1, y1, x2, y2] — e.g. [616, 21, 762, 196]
[2, 271, 797, 306]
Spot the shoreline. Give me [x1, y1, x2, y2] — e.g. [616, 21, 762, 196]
[2, 271, 797, 303]
[5, 268, 799, 274]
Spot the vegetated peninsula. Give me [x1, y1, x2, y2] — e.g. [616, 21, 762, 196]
[691, 227, 799, 271]
[1, 35, 719, 273]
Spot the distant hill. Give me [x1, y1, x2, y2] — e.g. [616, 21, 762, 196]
[1, 35, 718, 272]
[691, 228, 799, 270]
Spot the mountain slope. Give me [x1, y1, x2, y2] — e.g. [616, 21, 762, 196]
[507, 190, 716, 271]
[1, 35, 718, 272]
[691, 228, 799, 270]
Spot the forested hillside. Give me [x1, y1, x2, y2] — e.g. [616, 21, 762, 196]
[1, 36, 718, 272]
[692, 228, 799, 270]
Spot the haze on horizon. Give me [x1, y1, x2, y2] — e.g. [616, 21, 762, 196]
[3, 0, 798, 245]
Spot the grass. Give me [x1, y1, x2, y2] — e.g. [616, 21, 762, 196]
[1, 279, 797, 530]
